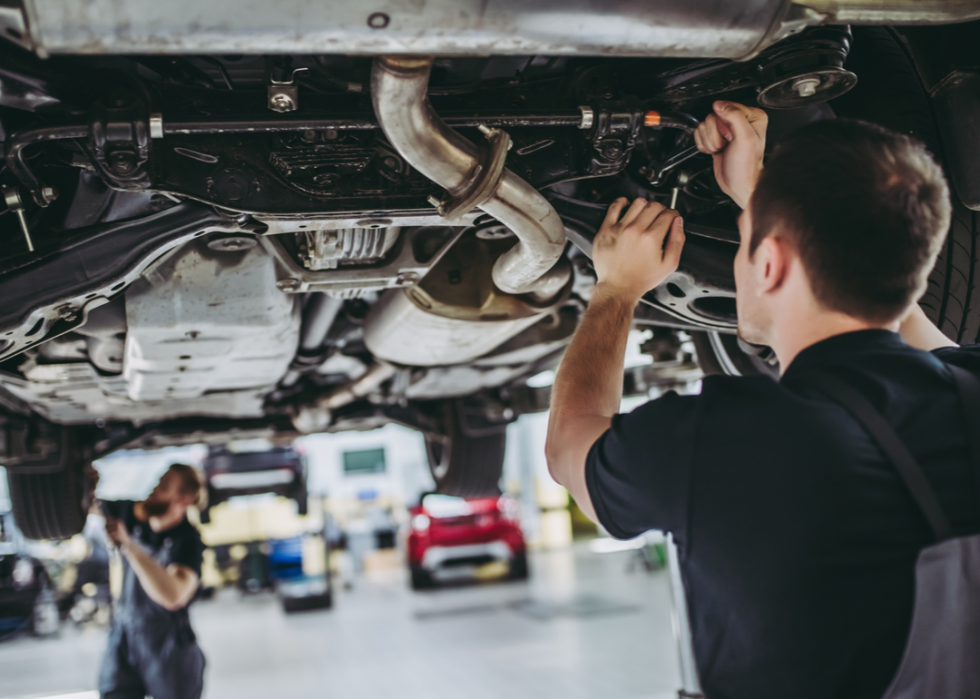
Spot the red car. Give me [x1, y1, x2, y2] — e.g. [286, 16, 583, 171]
[406, 494, 528, 590]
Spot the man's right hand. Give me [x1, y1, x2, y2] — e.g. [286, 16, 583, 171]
[105, 517, 131, 551]
[694, 101, 768, 210]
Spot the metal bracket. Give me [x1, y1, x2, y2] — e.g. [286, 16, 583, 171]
[585, 98, 644, 177]
[429, 125, 512, 222]
[268, 67, 309, 113]
[89, 97, 152, 190]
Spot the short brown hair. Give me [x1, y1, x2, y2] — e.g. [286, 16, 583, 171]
[750, 119, 951, 323]
[168, 463, 202, 507]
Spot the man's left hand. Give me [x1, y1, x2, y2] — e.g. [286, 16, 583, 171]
[593, 198, 685, 303]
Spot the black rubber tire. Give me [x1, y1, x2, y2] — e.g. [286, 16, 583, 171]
[410, 565, 435, 591]
[833, 27, 980, 344]
[691, 331, 779, 378]
[508, 553, 529, 581]
[7, 453, 89, 541]
[424, 401, 505, 498]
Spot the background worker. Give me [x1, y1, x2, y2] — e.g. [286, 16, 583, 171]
[98, 463, 206, 699]
[546, 101, 980, 698]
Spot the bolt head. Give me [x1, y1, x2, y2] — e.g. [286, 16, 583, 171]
[270, 94, 295, 113]
[41, 186, 57, 202]
[600, 140, 623, 158]
[109, 151, 136, 174]
[276, 278, 301, 292]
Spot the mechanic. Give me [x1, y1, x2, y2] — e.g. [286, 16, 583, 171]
[98, 463, 206, 699]
[547, 100, 980, 699]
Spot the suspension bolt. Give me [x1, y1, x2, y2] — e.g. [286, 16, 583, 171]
[792, 77, 821, 98]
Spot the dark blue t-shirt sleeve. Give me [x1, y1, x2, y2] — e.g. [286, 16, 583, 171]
[169, 524, 204, 577]
[585, 390, 698, 540]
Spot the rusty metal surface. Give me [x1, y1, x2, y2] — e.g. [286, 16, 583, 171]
[21, 0, 792, 58]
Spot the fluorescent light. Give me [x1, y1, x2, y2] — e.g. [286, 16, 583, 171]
[20, 692, 99, 699]
[210, 469, 295, 489]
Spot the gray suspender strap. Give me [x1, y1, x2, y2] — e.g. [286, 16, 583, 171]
[804, 373, 955, 542]
[946, 364, 980, 508]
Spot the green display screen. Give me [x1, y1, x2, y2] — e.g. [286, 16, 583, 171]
[342, 448, 386, 474]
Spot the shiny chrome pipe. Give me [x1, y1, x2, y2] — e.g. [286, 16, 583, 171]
[371, 56, 569, 297]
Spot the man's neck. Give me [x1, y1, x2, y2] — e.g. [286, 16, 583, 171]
[772, 310, 898, 373]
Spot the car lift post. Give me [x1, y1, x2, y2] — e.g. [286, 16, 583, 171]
[666, 533, 704, 699]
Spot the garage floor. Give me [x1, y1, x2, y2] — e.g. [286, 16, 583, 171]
[1, 544, 681, 699]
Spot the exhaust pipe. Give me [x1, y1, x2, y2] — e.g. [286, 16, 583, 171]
[371, 56, 569, 297]
[292, 361, 397, 433]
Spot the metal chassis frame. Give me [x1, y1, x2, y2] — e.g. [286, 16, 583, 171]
[0, 204, 244, 362]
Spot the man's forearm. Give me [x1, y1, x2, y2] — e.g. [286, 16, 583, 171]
[552, 284, 636, 421]
[121, 541, 194, 611]
[546, 283, 636, 506]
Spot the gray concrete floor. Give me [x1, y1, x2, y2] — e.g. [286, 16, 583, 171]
[1, 544, 680, 699]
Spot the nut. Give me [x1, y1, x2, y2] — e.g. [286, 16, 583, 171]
[276, 278, 301, 292]
[269, 94, 295, 113]
[792, 77, 821, 98]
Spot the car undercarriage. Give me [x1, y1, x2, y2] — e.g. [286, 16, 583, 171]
[4, 0, 980, 539]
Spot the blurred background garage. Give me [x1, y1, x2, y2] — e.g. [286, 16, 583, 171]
[0, 332, 692, 699]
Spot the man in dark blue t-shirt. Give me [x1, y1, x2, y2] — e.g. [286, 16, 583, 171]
[99, 463, 206, 699]
[546, 102, 980, 698]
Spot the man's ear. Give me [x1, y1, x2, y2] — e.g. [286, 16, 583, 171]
[756, 235, 790, 294]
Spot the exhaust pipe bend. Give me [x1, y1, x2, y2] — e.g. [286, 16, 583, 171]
[371, 56, 569, 297]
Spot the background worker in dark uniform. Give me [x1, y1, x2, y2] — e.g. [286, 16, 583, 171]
[99, 463, 206, 699]
[547, 101, 980, 699]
